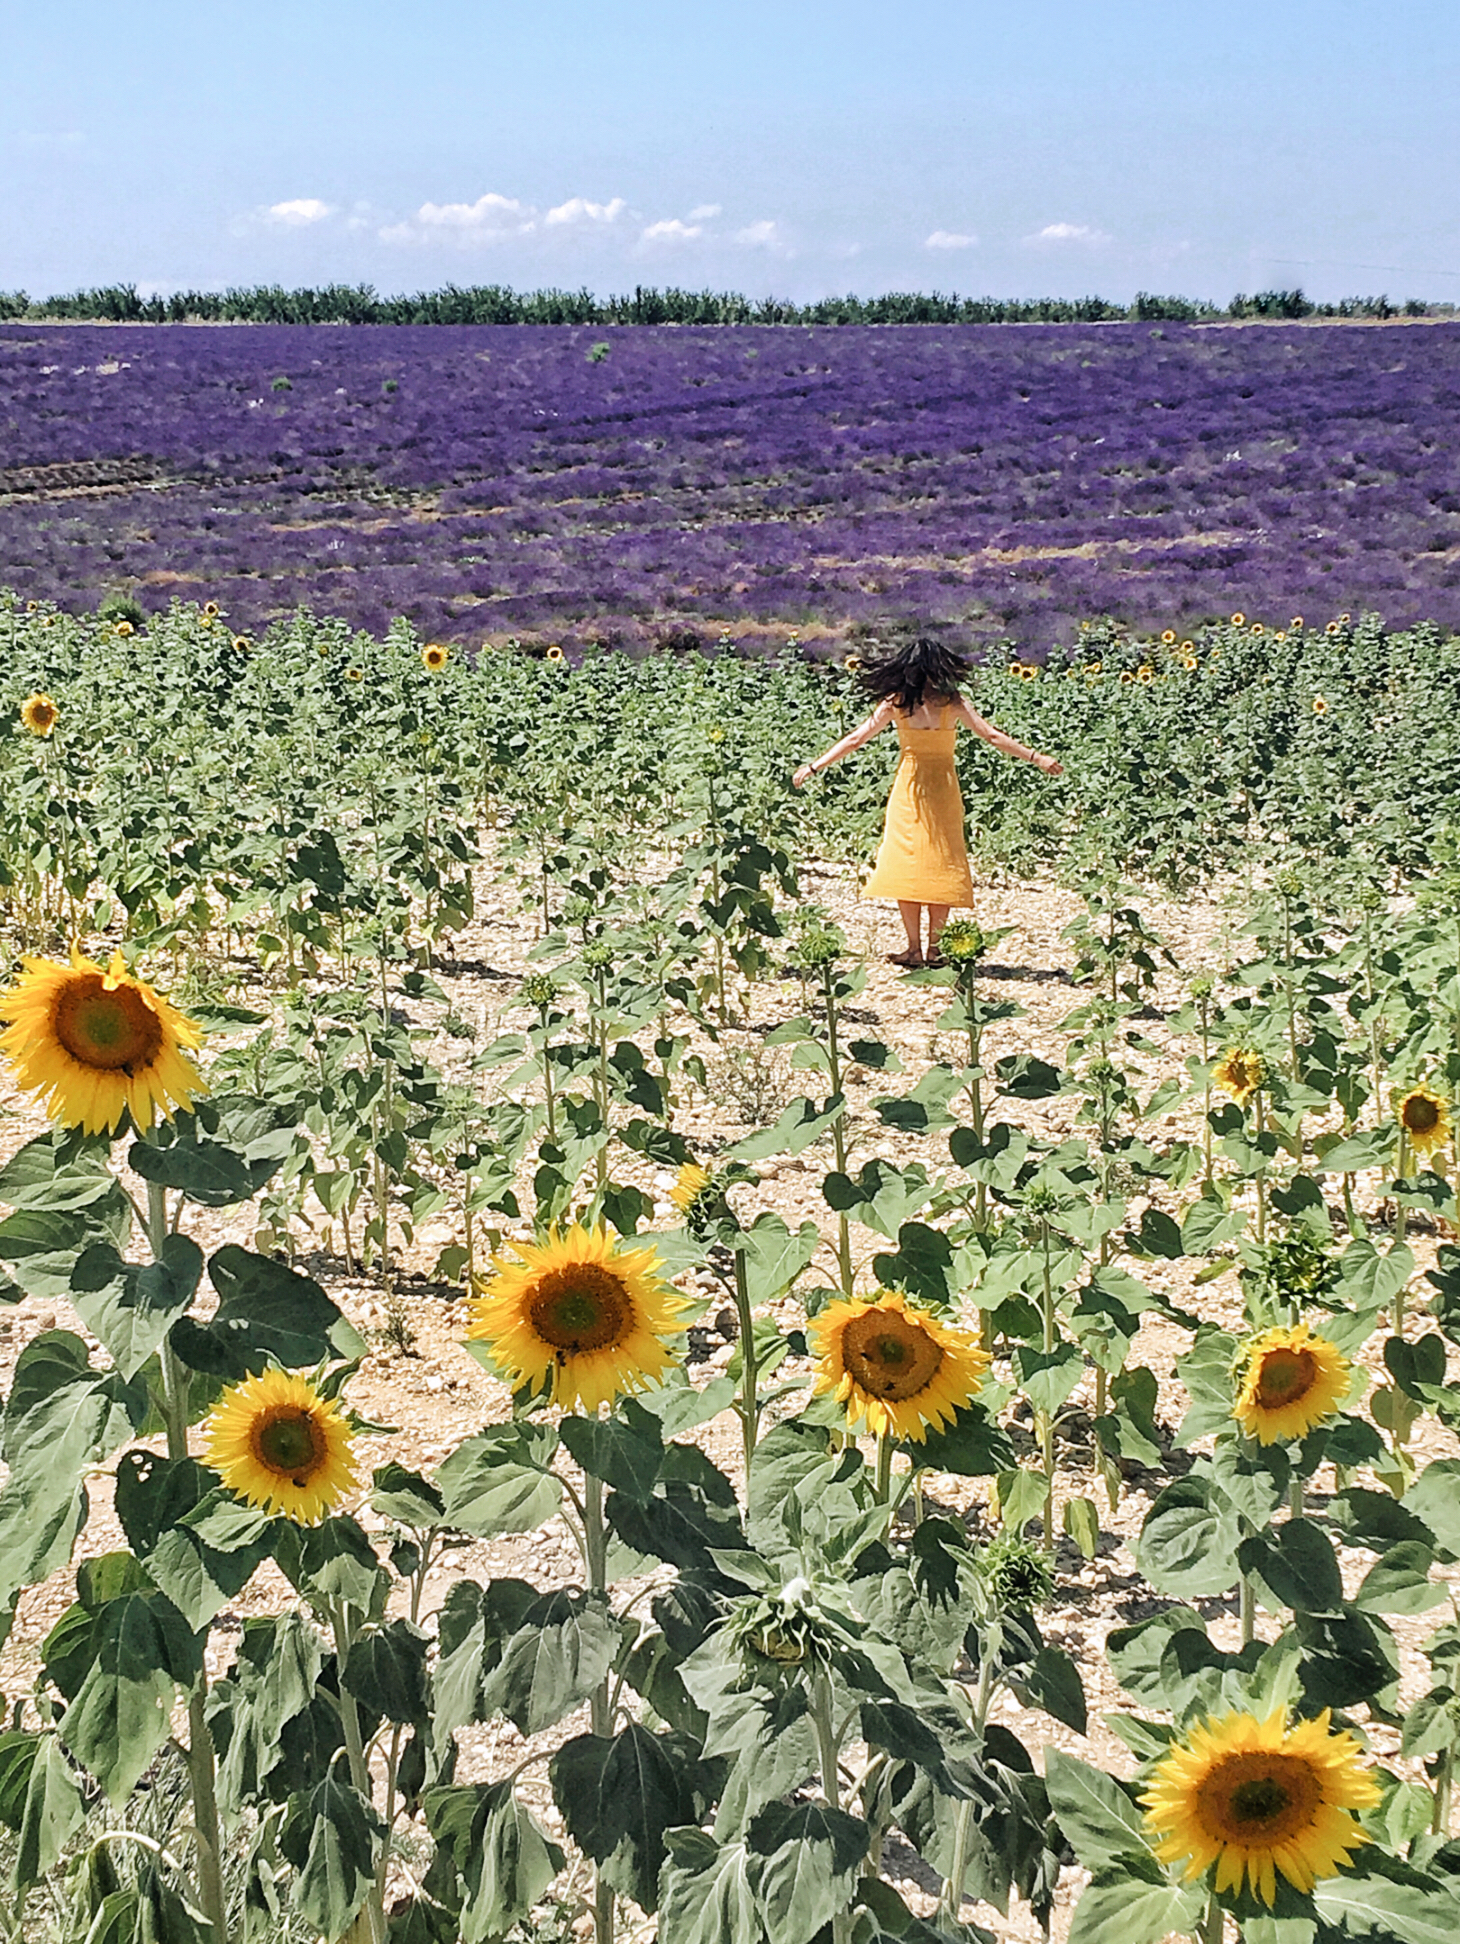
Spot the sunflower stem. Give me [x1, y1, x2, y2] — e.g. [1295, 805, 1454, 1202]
[1432, 1744, 1453, 1836]
[939, 1630, 1000, 1926]
[811, 1666, 851, 1944]
[1239, 1573, 1255, 1648]
[1039, 1218, 1057, 1554]
[582, 1465, 616, 1944]
[147, 1179, 231, 1944]
[330, 1604, 388, 1944]
[822, 962, 854, 1299]
[731, 1247, 760, 1473]
[1198, 1885, 1224, 1944]
[873, 1435, 893, 1505]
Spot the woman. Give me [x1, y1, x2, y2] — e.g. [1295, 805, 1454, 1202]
[793, 638, 1062, 966]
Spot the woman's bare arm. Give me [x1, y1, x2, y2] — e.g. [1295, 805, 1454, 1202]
[792, 700, 895, 787]
[952, 696, 1063, 775]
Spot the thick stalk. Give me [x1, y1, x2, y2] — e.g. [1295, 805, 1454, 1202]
[873, 1435, 893, 1505]
[1253, 1094, 1267, 1246]
[822, 965, 854, 1297]
[811, 1666, 851, 1944]
[330, 1606, 388, 1944]
[1198, 1885, 1224, 1944]
[1038, 1221, 1057, 1553]
[583, 1469, 615, 1944]
[938, 1631, 999, 1925]
[732, 1249, 760, 1473]
[147, 1183, 230, 1944]
[536, 1004, 558, 1144]
[1432, 1744, 1454, 1837]
[1239, 1573, 1255, 1648]
[593, 967, 611, 1193]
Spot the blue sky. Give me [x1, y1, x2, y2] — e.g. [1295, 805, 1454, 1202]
[7, 0, 1458, 304]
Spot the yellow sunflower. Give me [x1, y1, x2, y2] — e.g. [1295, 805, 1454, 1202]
[205, 1368, 359, 1524]
[844, 655, 864, 673]
[421, 643, 449, 671]
[1230, 611, 1246, 626]
[1312, 696, 1329, 715]
[468, 1224, 688, 1412]
[670, 1162, 714, 1214]
[1161, 629, 1176, 644]
[347, 666, 364, 681]
[1233, 1323, 1350, 1445]
[1250, 622, 1265, 636]
[203, 601, 220, 617]
[1325, 621, 1341, 636]
[546, 644, 566, 664]
[0, 949, 205, 1134]
[809, 1290, 989, 1443]
[114, 620, 134, 638]
[1137, 663, 1155, 682]
[1143, 1707, 1378, 1906]
[20, 693, 57, 737]
[1395, 1082, 1453, 1160]
[232, 635, 249, 653]
[1181, 655, 1199, 671]
[1213, 1047, 1265, 1108]
[1291, 616, 1305, 630]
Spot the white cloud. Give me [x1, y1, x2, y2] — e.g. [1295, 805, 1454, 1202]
[735, 219, 789, 251]
[266, 198, 333, 226]
[640, 218, 703, 244]
[688, 203, 722, 222]
[545, 196, 628, 227]
[925, 230, 977, 250]
[381, 193, 537, 245]
[1028, 222, 1111, 245]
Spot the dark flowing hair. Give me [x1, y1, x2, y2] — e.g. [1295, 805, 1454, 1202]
[857, 636, 973, 715]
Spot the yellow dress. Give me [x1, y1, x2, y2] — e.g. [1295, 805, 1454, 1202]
[862, 706, 974, 907]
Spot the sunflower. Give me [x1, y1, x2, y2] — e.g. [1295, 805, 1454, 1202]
[1250, 622, 1264, 636]
[1395, 1082, 1453, 1160]
[670, 1162, 715, 1214]
[1084, 661, 1103, 677]
[1137, 663, 1154, 682]
[546, 644, 566, 663]
[421, 643, 449, 671]
[1230, 611, 1246, 626]
[809, 1290, 989, 1443]
[1181, 654, 1199, 671]
[1213, 1047, 1265, 1108]
[1291, 616, 1305, 630]
[1143, 1707, 1378, 1906]
[844, 654, 864, 673]
[203, 601, 220, 617]
[20, 693, 57, 737]
[1312, 696, 1328, 716]
[468, 1224, 688, 1412]
[205, 1368, 359, 1524]
[1275, 630, 1287, 642]
[1232, 1323, 1350, 1444]
[114, 620, 134, 638]
[232, 635, 249, 653]
[1161, 629, 1176, 644]
[1340, 612, 1351, 623]
[0, 949, 205, 1134]
[346, 666, 363, 681]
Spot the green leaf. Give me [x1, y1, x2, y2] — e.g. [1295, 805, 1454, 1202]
[0, 1199, 130, 1305]
[1013, 1646, 1089, 1734]
[658, 1830, 760, 1944]
[560, 1405, 664, 1504]
[343, 1620, 430, 1726]
[994, 1053, 1064, 1100]
[0, 1132, 119, 1213]
[275, 1515, 387, 1620]
[726, 1096, 845, 1161]
[1337, 1237, 1415, 1310]
[370, 1462, 446, 1529]
[57, 1587, 202, 1803]
[1137, 1476, 1242, 1599]
[552, 1723, 709, 1911]
[0, 1732, 39, 1831]
[1405, 1461, 1460, 1561]
[736, 1212, 820, 1306]
[130, 1104, 291, 1207]
[1312, 1864, 1460, 1944]
[1012, 1342, 1084, 1416]
[1067, 1868, 1205, 1944]
[1063, 1496, 1101, 1560]
[424, 1781, 562, 1944]
[821, 1160, 934, 1238]
[871, 1221, 957, 1309]
[1208, 1439, 1291, 1530]
[1238, 1520, 1343, 1615]
[875, 1065, 963, 1131]
[170, 1246, 363, 1379]
[485, 1590, 620, 1736]
[607, 1443, 744, 1577]
[436, 1421, 562, 1538]
[900, 1402, 1012, 1478]
[747, 1799, 868, 1944]
[69, 1235, 203, 1379]
[282, 1771, 384, 1941]
[1295, 1609, 1400, 1712]
[1353, 1542, 1446, 1616]
[1106, 1606, 1207, 1705]
[12, 1735, 85, 1890]
[1043, 1748, 1151, 1871]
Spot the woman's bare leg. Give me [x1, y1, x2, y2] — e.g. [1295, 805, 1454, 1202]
[927, 905, 950, 956]
[895, 901, 924, 961]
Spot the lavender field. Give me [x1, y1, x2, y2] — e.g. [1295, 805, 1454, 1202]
[3, 318, 1459, 649]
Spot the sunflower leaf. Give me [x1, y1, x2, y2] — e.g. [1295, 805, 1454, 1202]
[551, 1723, 712, 1911]
[436, 1422, 562, 1539]
[69, 1235, 203, 1380]
[1043, 1748, 1151, 1872]
[484, 1589, 620, 1737]
[658, 1831, 760, 1944]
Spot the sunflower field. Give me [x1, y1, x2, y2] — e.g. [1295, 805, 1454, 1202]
[6, 594, 1460, 1944]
